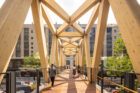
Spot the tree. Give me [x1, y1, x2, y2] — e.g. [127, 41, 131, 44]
[22, 53, 41, 68]
[106, 34, 134, 76]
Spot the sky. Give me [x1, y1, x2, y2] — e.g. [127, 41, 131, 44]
[0, 0, 140, 24]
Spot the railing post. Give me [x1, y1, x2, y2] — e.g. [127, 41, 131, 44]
[6, 72, 11, 93]
[101, 61, 104, 93]
[124, 72, 135, 92]
[36, 69, 40, 93]
[90, 68, 92, 83]
[11, 72, 16, 93]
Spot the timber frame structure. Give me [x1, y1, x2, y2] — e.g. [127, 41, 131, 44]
[0, 0, 140, 83]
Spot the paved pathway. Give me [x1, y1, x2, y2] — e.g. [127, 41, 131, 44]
[40, 69, 99, 93]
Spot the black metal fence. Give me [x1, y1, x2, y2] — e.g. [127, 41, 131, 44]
[0, 66, 67, 93]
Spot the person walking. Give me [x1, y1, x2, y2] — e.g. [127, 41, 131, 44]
[77, 65, 81, 76]
[49, 64, 56, 88]
[72, 65, 76, 78]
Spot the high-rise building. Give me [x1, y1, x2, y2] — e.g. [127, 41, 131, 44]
[9, 24, 120, 68]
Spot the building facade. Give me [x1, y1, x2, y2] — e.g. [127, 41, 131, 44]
[9, 24, 120, 68]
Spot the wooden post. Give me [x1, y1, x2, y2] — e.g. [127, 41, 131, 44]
[84, 35, 91, 80]
[109, 0, 140, 83]
[50, 35, 57, 65]
[92, 0, 109, 83]
[0, 0, 32, 83]
[31, 0, 49, 82]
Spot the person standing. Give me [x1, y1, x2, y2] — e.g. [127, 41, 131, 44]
[49, 64, 56, 88]
[72, 65, 76, 78]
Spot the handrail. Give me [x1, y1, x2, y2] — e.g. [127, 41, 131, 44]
[97, 76, 137, 93]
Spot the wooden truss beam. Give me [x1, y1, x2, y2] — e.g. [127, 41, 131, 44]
[42, 6, 56, 35]
[57, 0, 98, 35]
[0, 0, 32, 83]
[92, 0, 109, 82]
[70, 0, 98, 23]
[59, 37, 70, 43]
[85, 3, 99, 34]
[63, 44, 77, 48]
[58, 32, 83, 37]
[109, 0, 140, 82]
[42, 0, 69, 22]
[72, 23, 84, 35]
[32, 0, 49, 82]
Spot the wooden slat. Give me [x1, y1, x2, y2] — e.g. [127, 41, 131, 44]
[31, 0, 49, 82]
[58, 32, 83, 37]
[92, 0, 109, 82]
[109, 0, 140, 82]
[0, 0, 32, 83]
[85, 3, 99, 34]
[42, 6, 56, 35]
[70, 0, 98, 23]
[42, 0, 69, 22]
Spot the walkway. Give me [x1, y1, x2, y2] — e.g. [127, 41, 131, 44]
[40, 69, 99, 93]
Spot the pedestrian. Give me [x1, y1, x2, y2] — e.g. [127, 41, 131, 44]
[72, 65, 76, 78]
[49, 64, 56, 89]
[77, 65, 81, 76]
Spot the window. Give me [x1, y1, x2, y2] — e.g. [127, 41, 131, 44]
[31, 37, 34, 39]
[31, 30, 33, 33]
[24, 28, 29, 56]
[31, 42, 33, 45]
[16, 35, 21, 57]
[31, 47, 33, 49]
[31, 51, 33, 53]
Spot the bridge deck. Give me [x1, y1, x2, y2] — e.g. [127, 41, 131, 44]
[40, 69, 99, 93]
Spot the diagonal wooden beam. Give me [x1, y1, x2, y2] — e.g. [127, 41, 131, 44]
[63, 44, 77, 48]
[70, 0, 98, 23]
[92, 0, 110, 82]
[79, 39, 83, 46]
[57, 0, 98, 35]
[72, 23, 84, 35]
[42, 6, 56, 35]
[57, 22, 69, 35]
[0, 0, 32, 83]
[109, 0, 140, 82]
[42, 0, 69, 22]
[70, 37, 82, 43]
[62, 42, 70, 47]
[58, 32, 83, 37]
[59, 37, 70, 43]
[85, 3, 100, 34]
[32, 0, 49, 82]
[58, 39, 62, 46]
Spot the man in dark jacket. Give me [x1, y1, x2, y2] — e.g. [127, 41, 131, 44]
[49, 64, 56, 88]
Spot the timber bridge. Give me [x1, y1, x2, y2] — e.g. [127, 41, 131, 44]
[0, 0, 140, 93]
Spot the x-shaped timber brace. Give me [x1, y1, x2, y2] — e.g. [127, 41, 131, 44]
[0, 0, 140, 84]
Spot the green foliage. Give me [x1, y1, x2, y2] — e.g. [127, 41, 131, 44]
[22, 53, 41, 68]
[106, 34, 134, 76]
